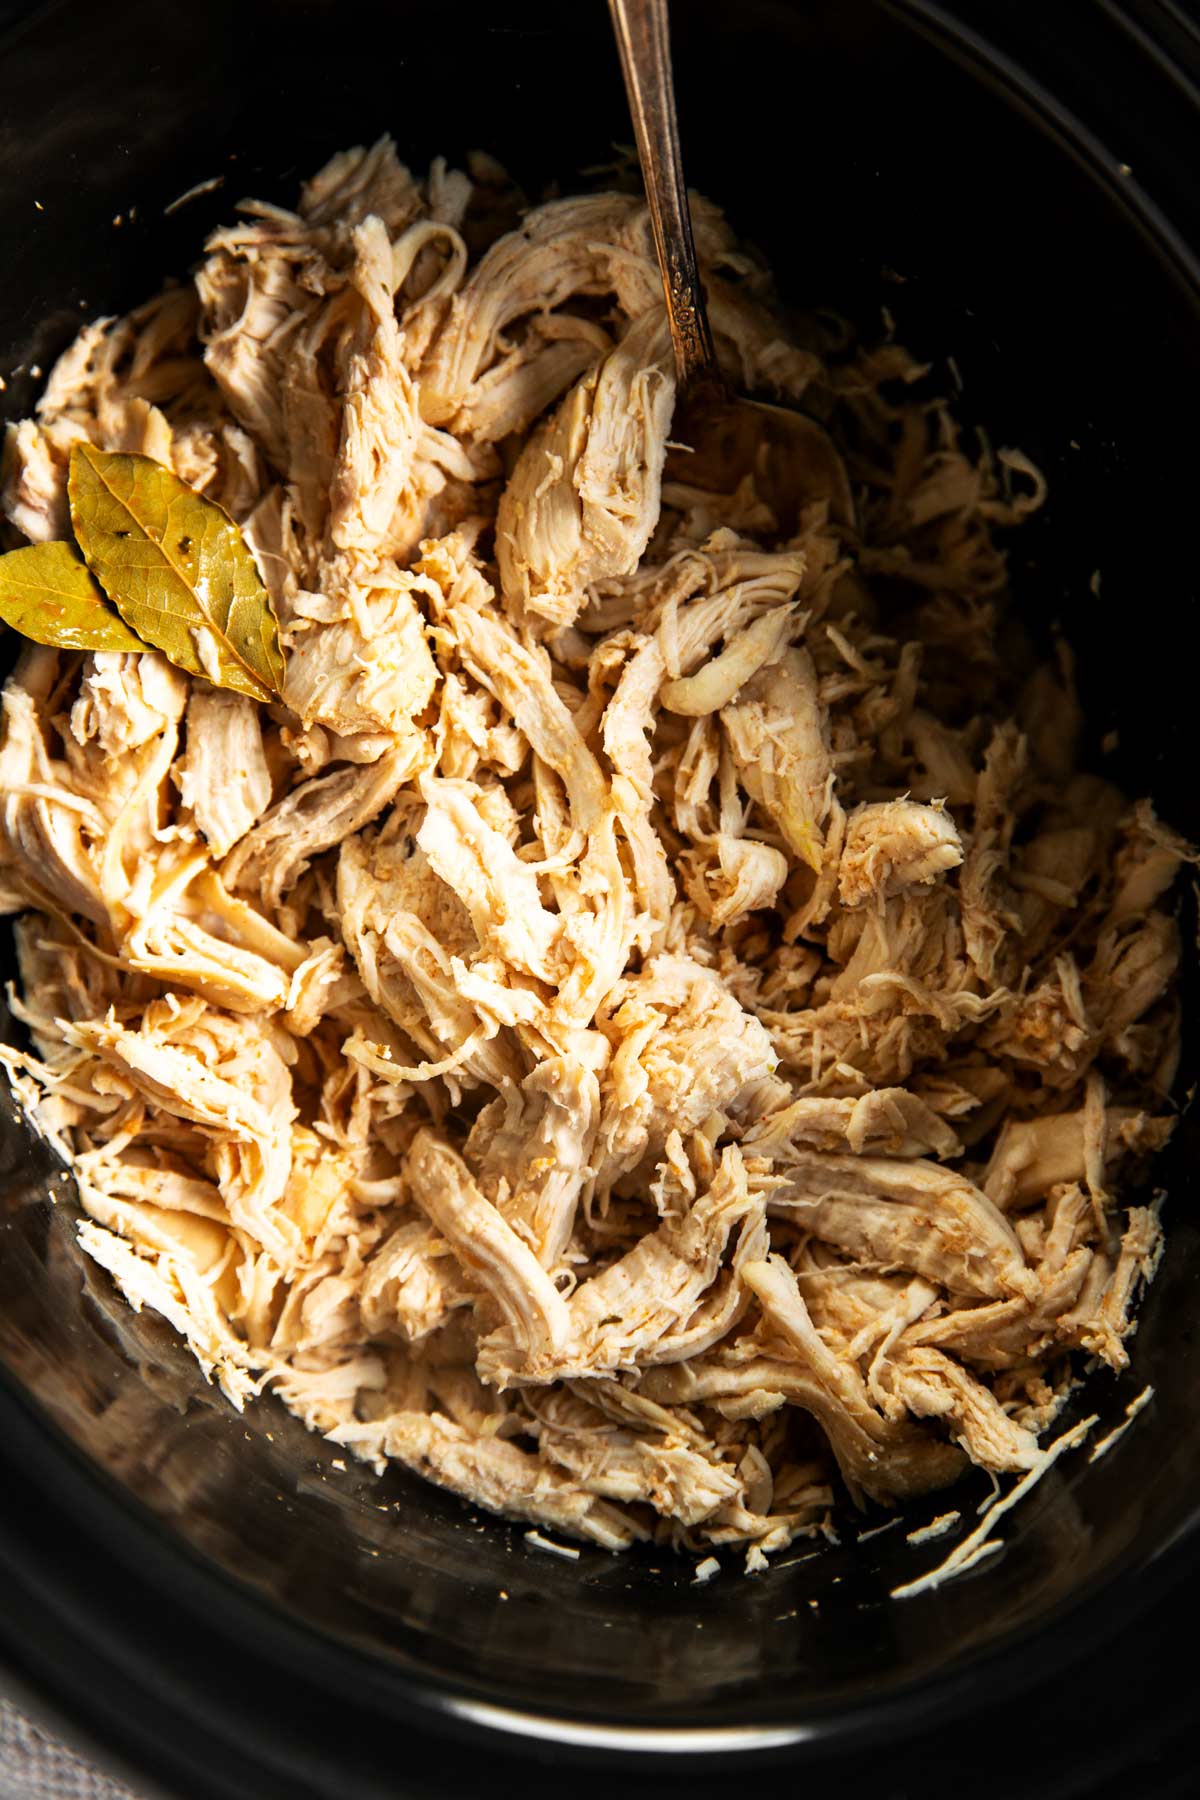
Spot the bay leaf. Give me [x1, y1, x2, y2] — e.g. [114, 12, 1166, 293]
[67, 444, 285, 701]
[0, 539, 147, 653]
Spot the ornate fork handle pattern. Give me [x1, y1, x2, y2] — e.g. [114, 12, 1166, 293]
[608, 0, 720, 392]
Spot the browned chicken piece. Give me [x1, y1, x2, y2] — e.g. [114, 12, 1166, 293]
[983, 1105, 1173, 1211]
[600, 636, 676, 936]
[405, 1128, 571, 1364]
[0, 651, 127, 923]
[721, 647, 833, 871]
[358, 1218, 477, 1344]
[838, 799, 963, 907]
[327, 216, 423, 556]
[496, 310, 675, 632]
[1, 418, 72, 544]
[333, 1408, 645, 1549]
[178, 687, 272, 857]
[467, 1055, 601, 1270]
[660, 604, 796, 717]
[416, 193, 656, 429]
[282, 554, 438, 742]
[479, 1145, 762, 1386]
[651, 1256, 965, 1504]
[540, 1425, 743, 1528]
[62, 998, 298, 1263]
[521, 1383, 752, 1527]
[196, 209, 332, 474]
[744, 1088, 961, 1161]
[886, 1346, 1041, 1472]
[336, 816, 524, 1094]
[769, 1152, 1034, 1300]
[223, 732, 428, 911]
[596, 953, 777, 1183]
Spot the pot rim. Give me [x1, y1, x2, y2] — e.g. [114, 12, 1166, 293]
[1, 0, 1199, 1785]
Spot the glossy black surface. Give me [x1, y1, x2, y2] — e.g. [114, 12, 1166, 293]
[1, 0, 1199, 1792]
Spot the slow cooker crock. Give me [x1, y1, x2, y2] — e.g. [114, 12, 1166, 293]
[2, 2, 1199, 1796]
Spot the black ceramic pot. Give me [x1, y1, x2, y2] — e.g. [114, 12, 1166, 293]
[2, 3, 1199, 1797]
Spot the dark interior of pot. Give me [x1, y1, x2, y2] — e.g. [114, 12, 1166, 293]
[2, 0, 1199, 1766]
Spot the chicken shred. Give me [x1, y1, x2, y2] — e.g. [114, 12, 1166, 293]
[0, 137, 1188, 1565]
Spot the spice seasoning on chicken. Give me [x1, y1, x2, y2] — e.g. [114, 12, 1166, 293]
[0, 136, 1190, 1567]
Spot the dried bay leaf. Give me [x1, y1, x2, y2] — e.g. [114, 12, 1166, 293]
[0, 540, 146, 653]
[68, 444, 285, 701]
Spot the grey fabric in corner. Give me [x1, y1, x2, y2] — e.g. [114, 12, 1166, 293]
[0, 1698, 142, 1800]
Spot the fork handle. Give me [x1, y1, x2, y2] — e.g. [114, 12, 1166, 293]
[608, 0, 720, 392]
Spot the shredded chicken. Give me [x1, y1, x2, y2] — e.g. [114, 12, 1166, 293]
[0, 138, 1188, 1566]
